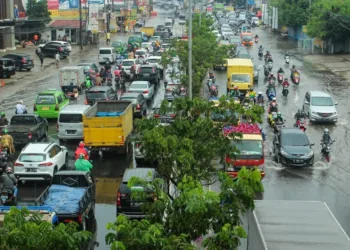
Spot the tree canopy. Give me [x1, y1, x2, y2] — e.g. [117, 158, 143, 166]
[0, 207, 92, 250]
[306, 0, 350, 40]
[271, 0, 309, 28]
[26, 0, 51, 24]
[161, 14, 233, 97]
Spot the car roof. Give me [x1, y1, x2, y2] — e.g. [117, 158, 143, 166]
[122, 168, 156, 182]
[131, 81, 149, 85]
[140, 64, 154, 68]
[60, 104, 91, 112]
[280, 128, 306, 135]
[49, 41, 69, 44]
[22, 142, 55, 153]
[121, 92, 141, 98]
[99, 47, 113, 50]
[39, 89, 63, 95]
[4, 53, 30, 57]
[136, 49, 147, 52]
[149, 56, 161, 59]
[0, 58, 13, 61]
[122, 59, 135, 62]
[55, 170, 89, 176]
[89, 86, 111, 91]
[308, 91, 331, 97]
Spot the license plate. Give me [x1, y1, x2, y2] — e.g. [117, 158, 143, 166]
[131, 202, 142, 207]
[294, 160, 302, 163]
[66, 130, 76, 134]
[26, 168, 37, 172]
[144, 74, 149, 77]
[41, 107, 50, 111]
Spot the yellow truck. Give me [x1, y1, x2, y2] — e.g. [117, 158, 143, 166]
[83, 101, 133, 154]
[226, 59, 254, 94]
[141, 27, 155, 37]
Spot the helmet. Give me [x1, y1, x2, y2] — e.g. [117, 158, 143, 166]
[79, 153, 85, 159]
[267, 50, 270, 53]
[280, 67, 283, 70]
[79, 141, 85, 148]
[292, 65, 296, 68]
[284, 78, 288, 81]
[121, 68, 125, 71]
[277, 112, 282, 117]
[286, 52, 289, 55]
[234, 86, 238, 90]
[259, 45, 262, 48]
[6, 167, 12, 173]
[0, 112, 5, 117]
[3, 128, 8, 134]
[272, 97, 277, 101]
[0, 168, 3, 175]
[258, 92, 262, 95]
[324, 128, 329, 134]
[249, 87, 253, 91]
[86, 76, 90, 80]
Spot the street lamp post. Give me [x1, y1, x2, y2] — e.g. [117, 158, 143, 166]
[79, 0, 83, 50]
[188, 0, 193, 100]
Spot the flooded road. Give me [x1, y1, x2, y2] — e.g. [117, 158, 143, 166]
[2, 8, 350, 249]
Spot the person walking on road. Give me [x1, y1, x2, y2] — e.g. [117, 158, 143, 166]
[39, 52, 44, 67]
[55, 52, 60, 68]
[106, 31, 111, 44]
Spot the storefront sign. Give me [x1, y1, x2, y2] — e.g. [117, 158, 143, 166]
[88, 4, 99, 32]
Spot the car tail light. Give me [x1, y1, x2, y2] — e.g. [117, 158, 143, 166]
[39, 162, 53, 167]
[136, 104, 141, 110]
[28, 132, 32, 139]
[154, 114, 160, 118]
[21, 58, 26, 63]
[59, 47, 63, 52]
[84, 99, 88, 105]
[117, 191, 121, 206]
[143, 90, 149, 94]
[33, 104, 37, 111]
[55, 104, 59, 111]
[14, 162, 24, 167]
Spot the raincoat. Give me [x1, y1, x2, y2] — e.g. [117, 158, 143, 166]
[75, 159, 93, 172]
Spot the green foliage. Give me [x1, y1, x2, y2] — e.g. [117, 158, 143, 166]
[161, 14, 233, 97]
[26, 0, 51, 24]
[106, 170, 263, 249]
[306, 0, 350, 40]
[273, 0, 309, 28]
[0, 207, 92, 250]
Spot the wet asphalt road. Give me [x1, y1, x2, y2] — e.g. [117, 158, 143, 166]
[1, 8, 350, 248]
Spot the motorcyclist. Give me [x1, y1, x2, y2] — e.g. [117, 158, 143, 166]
[290, 65, 297, 77]
[255, 34, 258, 40]
[105, 70, 113, 84]
[0, 153, 7, 171]
[155, 40, 160, 48]
[294, 109, 306, 121]
[269, 97, 278, 108]
[74, 142, 89, 160]
[0, 129, 15, 155]
[256, 92, 264, 103]
[259, 45, 263, 52]
[285, 52, 290, 59]
[120, 68, 127, 79]
[268, 73, 276, 82]
[0, 168, 16, 194]
[275, 112, 284, 124]
[85, 76, 92, 89]
[99, 67, 106, 81]
[0, 112, 9, 127]
[265, 50, 271, 59]
[277, 67, 284, 74]
[95, 73, 102, 86]
[269, 102, 278, 113]
[5, 167, 17, 186]
[229, 86, 240, 98]
[209, 71, 215, 80]
[322, 128, 332, 146]
[105, 60, 111, 71]
[282, 78, 290, 88]
[75, 153, 93, 172]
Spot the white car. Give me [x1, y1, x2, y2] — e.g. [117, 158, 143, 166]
[221, 29, 234, 40]
[302, 91, 338, 123]
[134, 49, 149, 63]
[38, 41, 72, 52]
[141, 42, 153, 53]
[14, 142, 68, 181]
[147, 56, 163, 74]
[129, 81, 155, 100]
[120, 59, 142, 78]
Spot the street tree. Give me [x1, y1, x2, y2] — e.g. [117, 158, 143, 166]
[306, 0, 350, 41]
[161, 14, 234, 97]
[0, 207, 92, 250]
[133, 96, 264, 195]
[26, 0, 51, 25]
[271, 0, 309, 28]
[106, 169, 263, 249]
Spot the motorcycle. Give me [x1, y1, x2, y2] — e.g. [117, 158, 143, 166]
[0, 188, 16, 206]
[264, 67, 270, 77]
[115, 76, 121, 89]
[258, 51, 263, 60]
[277, 73, 284, 84]
[255, 37, 259, 43]
[292, 73, 300, 85]
[285, 56, 290, 64]
[267, 90, 276, 101]
[294, 117, 306, 132]
[274, 120, 285, 134]
[321, 140, 335, 162]
[209, 84, 218, 97]
[282, 86, 289, 97]
[106, 77, 112, 87]
[267, 61, 273, 72]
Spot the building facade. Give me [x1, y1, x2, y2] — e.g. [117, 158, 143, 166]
[0, 0, 16, 51]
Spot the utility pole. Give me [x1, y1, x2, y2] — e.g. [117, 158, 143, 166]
[188, 0, 193, 100]
[199, 0, 203, 27]
[79, 0, 83, 50]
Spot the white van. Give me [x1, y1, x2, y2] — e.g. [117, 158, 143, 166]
[57, 105, 91, 141]
[165, 19, 173, 27]
[98, 47, 116, 64]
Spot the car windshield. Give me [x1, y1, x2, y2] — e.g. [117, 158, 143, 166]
[112, 42, 122, 47]
[99, 49, 112, 54]
[135, 51, 147, 55]
[36, 95, 55, 105]
[237, 53, 250, 58]
[19, 153, 46, 162]
[140, 68, 153, 73]
[11, 116, 37, 125]
[86, 91, 107, 99]
[59, 114, 83, 123]
[222, 29, 231, 32]
[229, 37, 240, 43]
[231, 74, 250, 83]
[120, 97, 138, 104]
[282, 133, 309, 146]
[242, 36, 252, 41]
[311, 96, 334, 106]
[147, 59, 160, 63]
[233, 140, 263, 158]
[122, 61, 134, 66]
[150, 37, 160, 41]
[131, 83, 148, 89]
[142, 44, 151, 48]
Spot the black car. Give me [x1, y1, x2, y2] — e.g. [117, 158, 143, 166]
[137, 65, 160, 85]
[2, 53, 34, 72]
[156, 25, 165, 31]
[179, 13, 186, 20]
[119, 92, 147, 118]
[41, 43, 70, 58]
[152, 105, 179, 123]
[77, 62, 99, 75]
[117, 168, 163, 218]
[0, 58, 15, 78]
[236, 48, 251, 59]
[273, 128, 314, 167]
[85, 86, 116, 106]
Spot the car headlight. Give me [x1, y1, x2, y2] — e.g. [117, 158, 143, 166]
[280, 149, 288, 157]
[305, 150, 314, 158]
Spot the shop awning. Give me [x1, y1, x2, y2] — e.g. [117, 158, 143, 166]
[49, 20, 86, 29]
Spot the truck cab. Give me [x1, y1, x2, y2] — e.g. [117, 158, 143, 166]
[226, 58, 254, 95]
[224, 123, 265, 179]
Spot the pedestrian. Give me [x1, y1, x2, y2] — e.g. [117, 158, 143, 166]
[35, 47, 41, 57]
[125, 25, 128, 34]
[143, 19, 146, 26]
[15, 100, 27, 114]
[106, 31, 111, 44]
[39, 52, 44, 67]
[55, 52, 60, 68]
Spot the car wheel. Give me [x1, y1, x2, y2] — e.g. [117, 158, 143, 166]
[26, 68, 31, 71]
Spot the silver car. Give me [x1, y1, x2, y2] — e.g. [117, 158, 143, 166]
[129, 81, 155, 100]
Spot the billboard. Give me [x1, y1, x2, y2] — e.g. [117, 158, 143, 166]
[48, 0, 87, 19]
[88, 0, 104, 4]
[88, 4, 99, 32]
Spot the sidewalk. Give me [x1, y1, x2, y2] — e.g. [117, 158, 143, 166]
[304, 54, 350, 81]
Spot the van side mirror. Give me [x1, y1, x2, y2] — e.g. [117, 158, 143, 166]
[304, 101, 309, 105]
[335, 102, 338, 105]
[310, 143, 315, 146]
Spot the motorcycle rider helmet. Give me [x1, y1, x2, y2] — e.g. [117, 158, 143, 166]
[277, 112, 282, 117]
[96, 73, 99, 77]
[6, 167, 12, 173]
[249, 87, 253, 91]
[3, 128, 8, 134]
[0, 112, 5, 117]
[279, 67, 283, 71]
[234, 86, 238, 90]
[272, 97, 277, 101]
[259, 45, 262, 49]
[324, 128, 329, 134]
[292, 65, 296, 68]
[286, 52, 289, 56]
[79, 141, 85, 148]
[284, 78, 288, 81]
[258, 92, 262, 95]
[79, 153, 86, 159]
